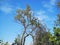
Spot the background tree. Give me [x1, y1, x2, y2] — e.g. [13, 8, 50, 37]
[34, 27, 52, 45]
[0, 40, 4, 45]
[14, 34, 21, 45]
[4, 42, 9, 45]
[53, 1, 60, 45]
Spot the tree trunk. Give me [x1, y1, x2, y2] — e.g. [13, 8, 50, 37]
[23, 37, 25, 45]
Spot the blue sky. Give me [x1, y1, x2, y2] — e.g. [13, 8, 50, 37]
[0, 0, 58, 45]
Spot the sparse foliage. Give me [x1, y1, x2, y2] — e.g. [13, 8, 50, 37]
[14, 5, 47, 45]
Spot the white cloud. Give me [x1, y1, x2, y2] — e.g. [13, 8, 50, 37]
[36, 10, 45, 15]
[34, 10, 49, 21]
[50, 0, 56, 5]
[43, 3, 54, 12]
[33, 10, 55, 26]
[42, 0, 56, 12]
[0, 6, 13, 14]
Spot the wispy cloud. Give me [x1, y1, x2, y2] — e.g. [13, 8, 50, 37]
[34, 10, 49, 21]
[42, 0, 56, 12]
[50, 0, 56, 5]
[0, 6, 13, 14]
[0, 4, 22, 14]
[43, 4, 54, 12]
[0, 0, 13, 14]
[33, 10, 55, 25]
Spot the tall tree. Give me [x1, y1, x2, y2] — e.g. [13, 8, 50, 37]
[14, 5, 46, 45]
